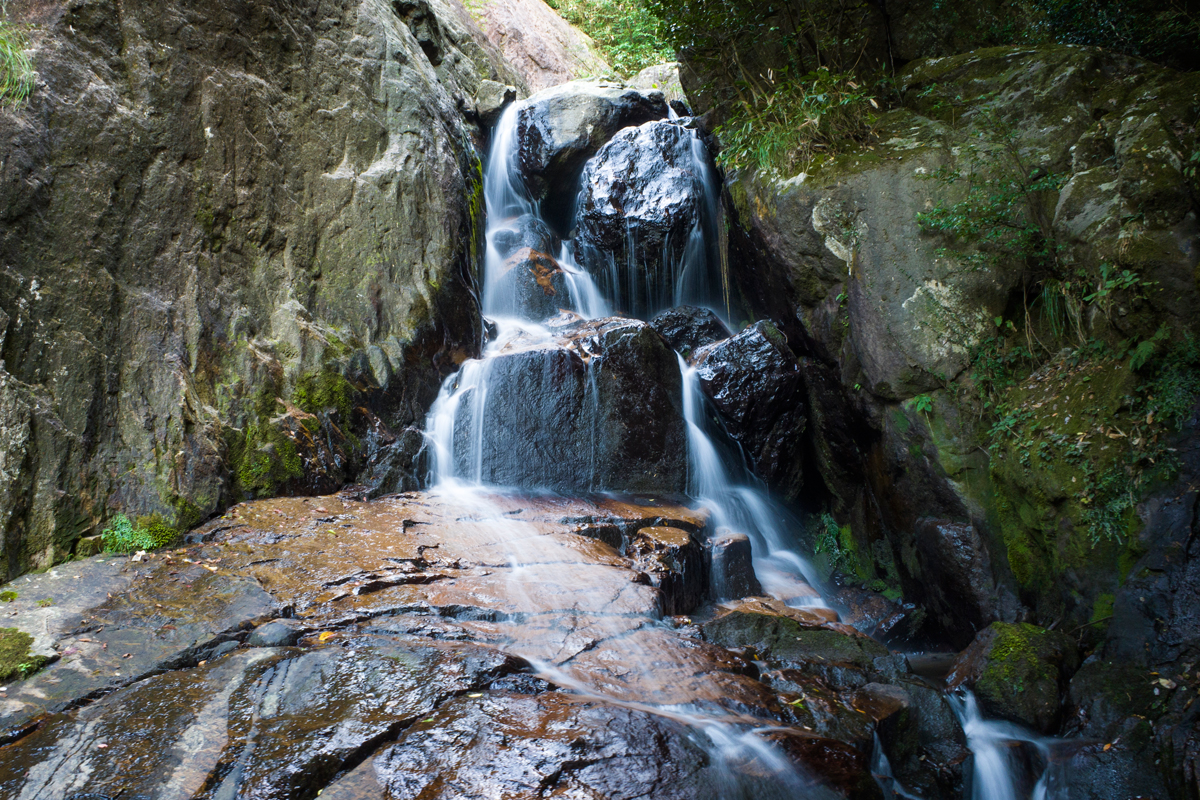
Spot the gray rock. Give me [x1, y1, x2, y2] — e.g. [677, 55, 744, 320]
[574, 120, 717, 316]
[693, 321, 807, 501]
[449, 317, 686, 493]
[476, 79, 518, 126]
[247, 619, 307, 648]
[649, 305, 731, 358]
[513, 80, 667, 209]
[471, 0, 610, 92]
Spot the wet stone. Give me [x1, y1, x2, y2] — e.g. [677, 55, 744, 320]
[494, 246, 572, 321]
[650, 304, 732, 359]
[693, 321, 808, 501]
[248, 618, 308, 648]
[630, 526, 707, 615]
[710, 530, 762, 601]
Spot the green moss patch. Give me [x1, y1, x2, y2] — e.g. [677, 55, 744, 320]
[0, 628, 48, 682]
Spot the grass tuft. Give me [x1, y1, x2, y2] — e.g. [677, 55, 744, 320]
[0, 19, 33, 107]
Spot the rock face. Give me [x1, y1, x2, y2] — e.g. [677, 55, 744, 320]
[574, 120, 717, 316]
[512, 80, 668, 216]
[725, 44, 1200, 640]
[0, 0, 523, 577]
[445, 317, 687, 493]
[471, 0, 611, 92]
[693, 321, 807, 501]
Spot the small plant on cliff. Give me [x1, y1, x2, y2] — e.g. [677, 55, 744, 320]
[0, 19, 33, 106]
[101, 513, 178, 554]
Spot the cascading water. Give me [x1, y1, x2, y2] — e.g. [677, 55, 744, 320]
[949, 690, 1069, 800]
[421, 95, 838, 795]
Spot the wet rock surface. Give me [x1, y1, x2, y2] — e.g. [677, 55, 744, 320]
[650, 304, 733, 358]
[693, 321, 808, 500]
[449, 317, 687, 493]
[0, 0, 517, 572]
[947, 622, 1079, 733]
[512, 80, 667, 213]
[0, 491, 958, 799]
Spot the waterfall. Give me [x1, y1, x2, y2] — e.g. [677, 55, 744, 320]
[419, 91, 839, 796]
[679, 354, 827, 605]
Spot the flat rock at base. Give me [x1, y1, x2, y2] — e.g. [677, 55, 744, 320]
[0, 490, 891, 798]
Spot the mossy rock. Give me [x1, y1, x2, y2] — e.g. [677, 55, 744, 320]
[703, 606, 890, 690]
[947, 621, 1079, 732]
[0, 628, 49, 683]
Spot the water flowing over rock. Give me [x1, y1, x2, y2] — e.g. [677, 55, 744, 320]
[431, 318, 687, 493]
[0, 492, 860, 798]
[947, 622, 1080, 733]
[574, 120, 721, 317]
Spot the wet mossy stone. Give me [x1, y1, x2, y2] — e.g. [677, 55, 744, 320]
[947, 622, 1079, 733]
[0, 628, 49, 682]
[702, 605, 890, 687]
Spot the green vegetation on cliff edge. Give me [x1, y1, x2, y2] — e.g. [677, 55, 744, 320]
[546, 0, 673, 76]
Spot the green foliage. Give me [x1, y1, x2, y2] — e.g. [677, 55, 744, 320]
[237, 423, 304, 497]
[713, 68, 878, 173]
[0, 19, 33, 107]
[1143, 335, 1200, 430]
[813, 512, 863, 577]
[915, 110, 1065, 276]
[0, 591, 15, 603]
[0, 627, 47, 682]
[101, 513, 178, 553]
[546, 0, 673, 76]
[1003, 0, 1200, 71]
[912, 394, 934, 416]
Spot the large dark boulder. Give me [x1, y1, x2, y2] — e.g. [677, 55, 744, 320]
[692, 321, 807, 500]
[512, 80, 667, 216]
[573, 120, 717, 317]
[448, 317, 686, 493]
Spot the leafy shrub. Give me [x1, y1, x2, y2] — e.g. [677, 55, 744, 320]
[713, 68, 878, 173]
[1007, 0, 1200, 71]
